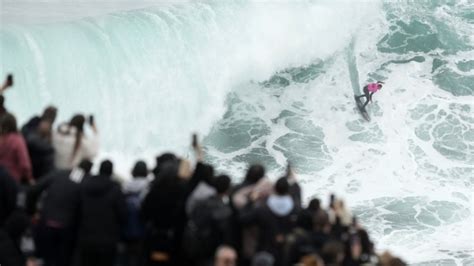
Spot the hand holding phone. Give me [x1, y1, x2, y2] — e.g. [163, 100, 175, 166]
[192, 134, 198, 149]
[6, 74, 13, 87]
[89, 115, 94, 126]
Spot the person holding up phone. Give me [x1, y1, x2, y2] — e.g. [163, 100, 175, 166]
[53, 114, 99, 170]
[0, 74, 13, 95]
[0, 74, 13, 119]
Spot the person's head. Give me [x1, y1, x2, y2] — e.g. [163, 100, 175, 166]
[41, 106, 58, 123]
[99, 160, 113, 177]
[153, 152, 177, 176]
[0, 113, 17, 135]
[274, 177, 289, 196]
[380, 251, 406, 266]
[214, 245, 237, 266]
[335, 199, 346, 210]
[245, 164, 265, 184]
[377, 81, 384, 89]
[213, 175, 231, 195]
[308, 198, 321, 211]
[132, 160, 148, 178]
[299, 254, 324, 266]
[78, 159, 93, 175]
[321, 240, 345, 265]
[154, 161, 179, 185]
[69, 114, 85, 131]
[312, 209, 330, 232]
[251, 251, 274, 266]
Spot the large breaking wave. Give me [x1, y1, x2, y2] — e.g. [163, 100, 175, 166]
[1, 0, 473, 264]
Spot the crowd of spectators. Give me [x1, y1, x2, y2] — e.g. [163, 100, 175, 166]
[0, 74, 406, 266]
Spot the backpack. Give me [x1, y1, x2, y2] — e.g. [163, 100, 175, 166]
[123, 192, 145, 240]
[182, 199, 217, 259]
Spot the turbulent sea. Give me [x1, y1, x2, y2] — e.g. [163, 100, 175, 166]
[1, 0, 473, 264]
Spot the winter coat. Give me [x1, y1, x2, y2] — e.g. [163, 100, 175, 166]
[186, 181, 216, 216]
[241, 194, 298, 266]
[22, 116, 55, 179]
[78, 175, 126, 247]
[141, 162, 205, 230]
[53, 124, 99, 170]
[0, 166, 17, 226]
[27, 169, 87, 228]
[0, 133, 33, 182]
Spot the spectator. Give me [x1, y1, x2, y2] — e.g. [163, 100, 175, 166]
[0, 74, 13, 120]
[53, 114, 98, 170]
[241, 177, 299, 266]
[214, 245, 237, 266]
[141, 156, 203, 266]
[122, 160, 150, 266]
[0, 113, 34, 184]
[22, 106, 58, 179]
[183, 174, 233, 265]
[231, 164, 272, 264]
[78, 160, 126, 266]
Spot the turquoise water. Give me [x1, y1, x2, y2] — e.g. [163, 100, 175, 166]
[1, 0, 473, 264]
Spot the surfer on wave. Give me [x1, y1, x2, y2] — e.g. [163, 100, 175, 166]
[356, 81, 384, 108]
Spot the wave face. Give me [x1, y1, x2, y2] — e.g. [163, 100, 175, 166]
[1, 0, 473, 264]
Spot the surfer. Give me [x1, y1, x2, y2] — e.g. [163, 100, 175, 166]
[356, 81, 384, 108]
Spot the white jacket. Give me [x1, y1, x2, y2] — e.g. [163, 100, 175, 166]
[53, 124, 99, 170]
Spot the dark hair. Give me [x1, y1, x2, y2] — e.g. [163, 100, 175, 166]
[308, 198, 321, 211]
[78, 159, 93, 174]
[41, 106, 57, 123]
[245, 164, 265, 184]
[154, 161, 179, 186]
[0, 95, 4, 107]
[132, 160, 148, 178]
[202, 164, 214, 184]
[153, 152, 178, 177]
[274, 177, 289, 195]
[213, 175, 231, 194]
[69, 114, 86, 159]
[99, 160, 113, 176]
[0, 113, 17, 135]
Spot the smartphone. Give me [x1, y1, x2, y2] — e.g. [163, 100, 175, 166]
[192, 134, 198, 148]
[89, 115, 94, 125]
[6, 74, 13, 87]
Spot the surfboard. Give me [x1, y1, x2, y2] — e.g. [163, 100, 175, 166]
[354, 96, 370, 122]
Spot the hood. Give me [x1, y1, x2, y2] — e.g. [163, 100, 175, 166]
[123, 178, 149, 194]
[83, 175, 115, 196]
[267, 194, 294, 216]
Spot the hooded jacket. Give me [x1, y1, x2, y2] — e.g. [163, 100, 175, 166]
[241, 194, 298, 266]
[27, 169, 88, 228]
[78, 174, 126, 247]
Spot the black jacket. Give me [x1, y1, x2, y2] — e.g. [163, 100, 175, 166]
[141, 162, 205, 230]
[0, 166, 17, 226]
[78, 175, 126, 247]
[241, 196, 299, 266]
[27, 169, 85, 227]
[22, 116, 55, 179]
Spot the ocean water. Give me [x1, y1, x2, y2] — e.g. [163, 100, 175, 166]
[1, 0, 473, 264]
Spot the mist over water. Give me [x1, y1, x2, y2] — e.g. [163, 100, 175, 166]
[1, 0, 473, 264]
